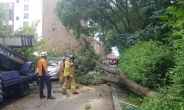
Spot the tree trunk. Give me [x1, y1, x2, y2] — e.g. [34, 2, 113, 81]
[94, 60, 158, 97]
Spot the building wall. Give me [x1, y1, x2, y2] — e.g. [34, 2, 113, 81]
[14, 0, 42, 36]
[4, 2, 14, 34]
[91, 38, 104, 57]
[1, 0, 42, 36]
[42, 0, 80, 55]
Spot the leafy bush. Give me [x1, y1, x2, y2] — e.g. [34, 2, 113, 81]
[74, 50, 98, 76]
[167, 48, 184, 105]
[119, 40, 174, 89]
[140, 96, 179, 110]
[76, 70, 108, 85]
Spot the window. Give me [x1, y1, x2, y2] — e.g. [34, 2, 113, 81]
[24, 5, 29, 11]
[16, 16, 19, 20]
[9, 20, 13, 25]
[23, 13, 29, 19]
[23, 21, 28, 25]
[9, 4, 13, 9]
[16, 0, 19, 3]
[9, 9, 13, 20]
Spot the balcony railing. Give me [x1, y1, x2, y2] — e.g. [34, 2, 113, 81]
[0, 35, 34, 48]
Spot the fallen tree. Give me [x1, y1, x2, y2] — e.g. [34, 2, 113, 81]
[94, 60, 158, 98]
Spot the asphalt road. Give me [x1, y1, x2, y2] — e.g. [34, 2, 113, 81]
[0, 64, 129, 110]
[0, 82, 114, 110]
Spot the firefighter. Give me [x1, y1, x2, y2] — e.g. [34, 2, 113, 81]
[61, 54, 79, 95]
[38, 52, 55, 99]
[59, 56, 66, 83]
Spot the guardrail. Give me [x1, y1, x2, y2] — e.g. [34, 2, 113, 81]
[0, 35, 34, 48]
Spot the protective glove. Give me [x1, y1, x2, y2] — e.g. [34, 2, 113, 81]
[48, 74, 51, 78]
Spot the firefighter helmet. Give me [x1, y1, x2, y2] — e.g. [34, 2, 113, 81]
[61, 57, 66, 61]
[40, 52, 48, 57]
[67, 54, 75, 59]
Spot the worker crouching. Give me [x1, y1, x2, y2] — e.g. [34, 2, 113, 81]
[62, 57, 79, 95]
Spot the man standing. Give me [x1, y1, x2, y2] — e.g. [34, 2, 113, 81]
[38, 52, 55, 99]
[62, 54, 79, 95]
[59, 56, 66, 83]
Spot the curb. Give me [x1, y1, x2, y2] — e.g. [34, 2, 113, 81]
[111, 86, 121, 110]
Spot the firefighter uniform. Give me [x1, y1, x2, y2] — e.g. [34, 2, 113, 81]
[62, 57, 78, 94]
[59, 60, 65, 75]
[59, 59, 65, 83]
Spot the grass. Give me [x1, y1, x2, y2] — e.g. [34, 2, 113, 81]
[124, 92, 143, 106]
[84, 103, 92, 110]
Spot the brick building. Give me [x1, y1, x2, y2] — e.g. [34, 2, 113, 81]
[91, 38, 104, 57]
[42, 0, 80, 55]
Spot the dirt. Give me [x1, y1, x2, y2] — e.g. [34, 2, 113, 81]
[0, 82, 114, 110]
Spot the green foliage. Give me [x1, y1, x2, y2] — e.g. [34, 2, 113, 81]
[76, 74, 94, 85]
[74, 50, 97, 74]
[119, 41, 174, 89]
[54, 0, 184, 109]
[167, 48, 184, 103]
[55, 0, 156, 52]
[140, 2, 184, 108]
[84, 103, 92, 110]
[12, 38, 48, 58]
[11, 20, 46, 58]
[14, 20, 40, 38]
[0, 3, 7, 36]
[76, 70, 107, 85]
[74, 38, 100, 74]
[125, 92, 143, 106]
[27, 39, 48, 57]
[137, 1, 184, 109]
[55, 0, 180, 53]
[140, 96, 178, 110]
[157, 0, 184, 47]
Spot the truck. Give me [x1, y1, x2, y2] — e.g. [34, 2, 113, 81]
[0, 36, 36, 102]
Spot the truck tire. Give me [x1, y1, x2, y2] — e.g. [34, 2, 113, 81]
[19, 83, 29, 97]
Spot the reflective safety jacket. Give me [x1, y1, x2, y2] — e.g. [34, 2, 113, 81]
[59, 60, 65, 75]
[63, 59, 74, 77]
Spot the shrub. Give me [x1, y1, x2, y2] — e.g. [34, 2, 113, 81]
[140, 96, 180, 110]
[76, 70, 108, 85]
[167, 48, 184, 104]
[119, 40, 174, 89]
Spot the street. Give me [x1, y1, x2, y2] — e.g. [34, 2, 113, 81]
[0, 82, 114, 110]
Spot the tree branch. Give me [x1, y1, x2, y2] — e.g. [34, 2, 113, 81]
[101, 77, 120, 84]
[114, 0, 132, 33]
[94, 59, 158, 97]
[105, 14, 122, 34]
[94, 60, 119, 74]
[106, 2, 128, 32]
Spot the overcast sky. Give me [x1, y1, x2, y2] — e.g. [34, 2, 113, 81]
[0, 0, 13, 2]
